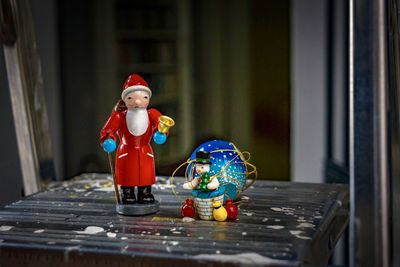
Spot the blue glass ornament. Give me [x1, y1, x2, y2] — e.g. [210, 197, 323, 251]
[188, 140, 247, 200]
[103, 138, 116, 153]
[153, 131, 167, 144]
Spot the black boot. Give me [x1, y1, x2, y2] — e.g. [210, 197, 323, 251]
[120, 186, 136, 205]
[137, 186, 155, 204]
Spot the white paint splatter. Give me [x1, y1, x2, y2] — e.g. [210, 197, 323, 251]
[243, 212, 253, 217]
[70, 239, 82, 242]
[152, 184, 176, 190]
[172, 231, 181, 234]
[274, 219, 281, 222]
[107, 232, 117, 238]
[297, 223, 315, 228]
[241, 232, 247, 236]
[262, 218, 269, 222]
[270, 207, 283, 212]
[155, 232, 160, 236]
[64, 245, 81, 262]
[47, 241, 56, 245]
[290, 230, 304, 235]
[121, 245, 129, 253]
[182, 217, 195, 222]
[34, 229, 44, 234]
[193, 252, 285, 265]
[121, 237, 128, 240]
[283, 207, 295, 211]
[267, 225, 285, 230]
[94, 187, 114, 192]
[74, 226, 104, 235]
[73, 189, 86, 192]
[169, 241, 179, 246]
[0, 226, 13, 231]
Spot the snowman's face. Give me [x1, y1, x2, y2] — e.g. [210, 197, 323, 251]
[195, 163, 210, 174]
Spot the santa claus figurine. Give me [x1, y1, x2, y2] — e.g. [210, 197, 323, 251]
[100, 74, 173, 215]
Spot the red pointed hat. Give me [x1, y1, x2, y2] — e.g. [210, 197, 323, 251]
[121, 74, 152, 99]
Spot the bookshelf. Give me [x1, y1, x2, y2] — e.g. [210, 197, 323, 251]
[94, 0, 193, 166]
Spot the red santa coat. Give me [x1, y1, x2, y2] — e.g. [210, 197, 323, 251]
[100, 108, 162, 186]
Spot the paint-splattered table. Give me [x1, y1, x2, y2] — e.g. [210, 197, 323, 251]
[0, 173, 348, 267]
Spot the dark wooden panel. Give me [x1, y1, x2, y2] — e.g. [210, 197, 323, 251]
[0, 174, 348, 266]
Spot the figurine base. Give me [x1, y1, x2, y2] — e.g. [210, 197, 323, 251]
[116, 201, 159, 216]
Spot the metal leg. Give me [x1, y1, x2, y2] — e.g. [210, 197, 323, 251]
[350, 0, 390, 266]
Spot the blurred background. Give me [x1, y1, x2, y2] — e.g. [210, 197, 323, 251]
[54, 0, 293, 182]
[0, 0, 348, 204]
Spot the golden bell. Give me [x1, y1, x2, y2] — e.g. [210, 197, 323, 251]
[158, 115, 175, 133]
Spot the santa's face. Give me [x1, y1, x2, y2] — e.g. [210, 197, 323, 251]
[195, 163, 210, 174]
[124, 90, 150, 109]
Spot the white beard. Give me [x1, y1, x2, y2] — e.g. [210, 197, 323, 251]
[126, 108, 149, 136]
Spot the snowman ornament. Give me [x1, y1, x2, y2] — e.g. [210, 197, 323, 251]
[183, 151, 219, 191]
